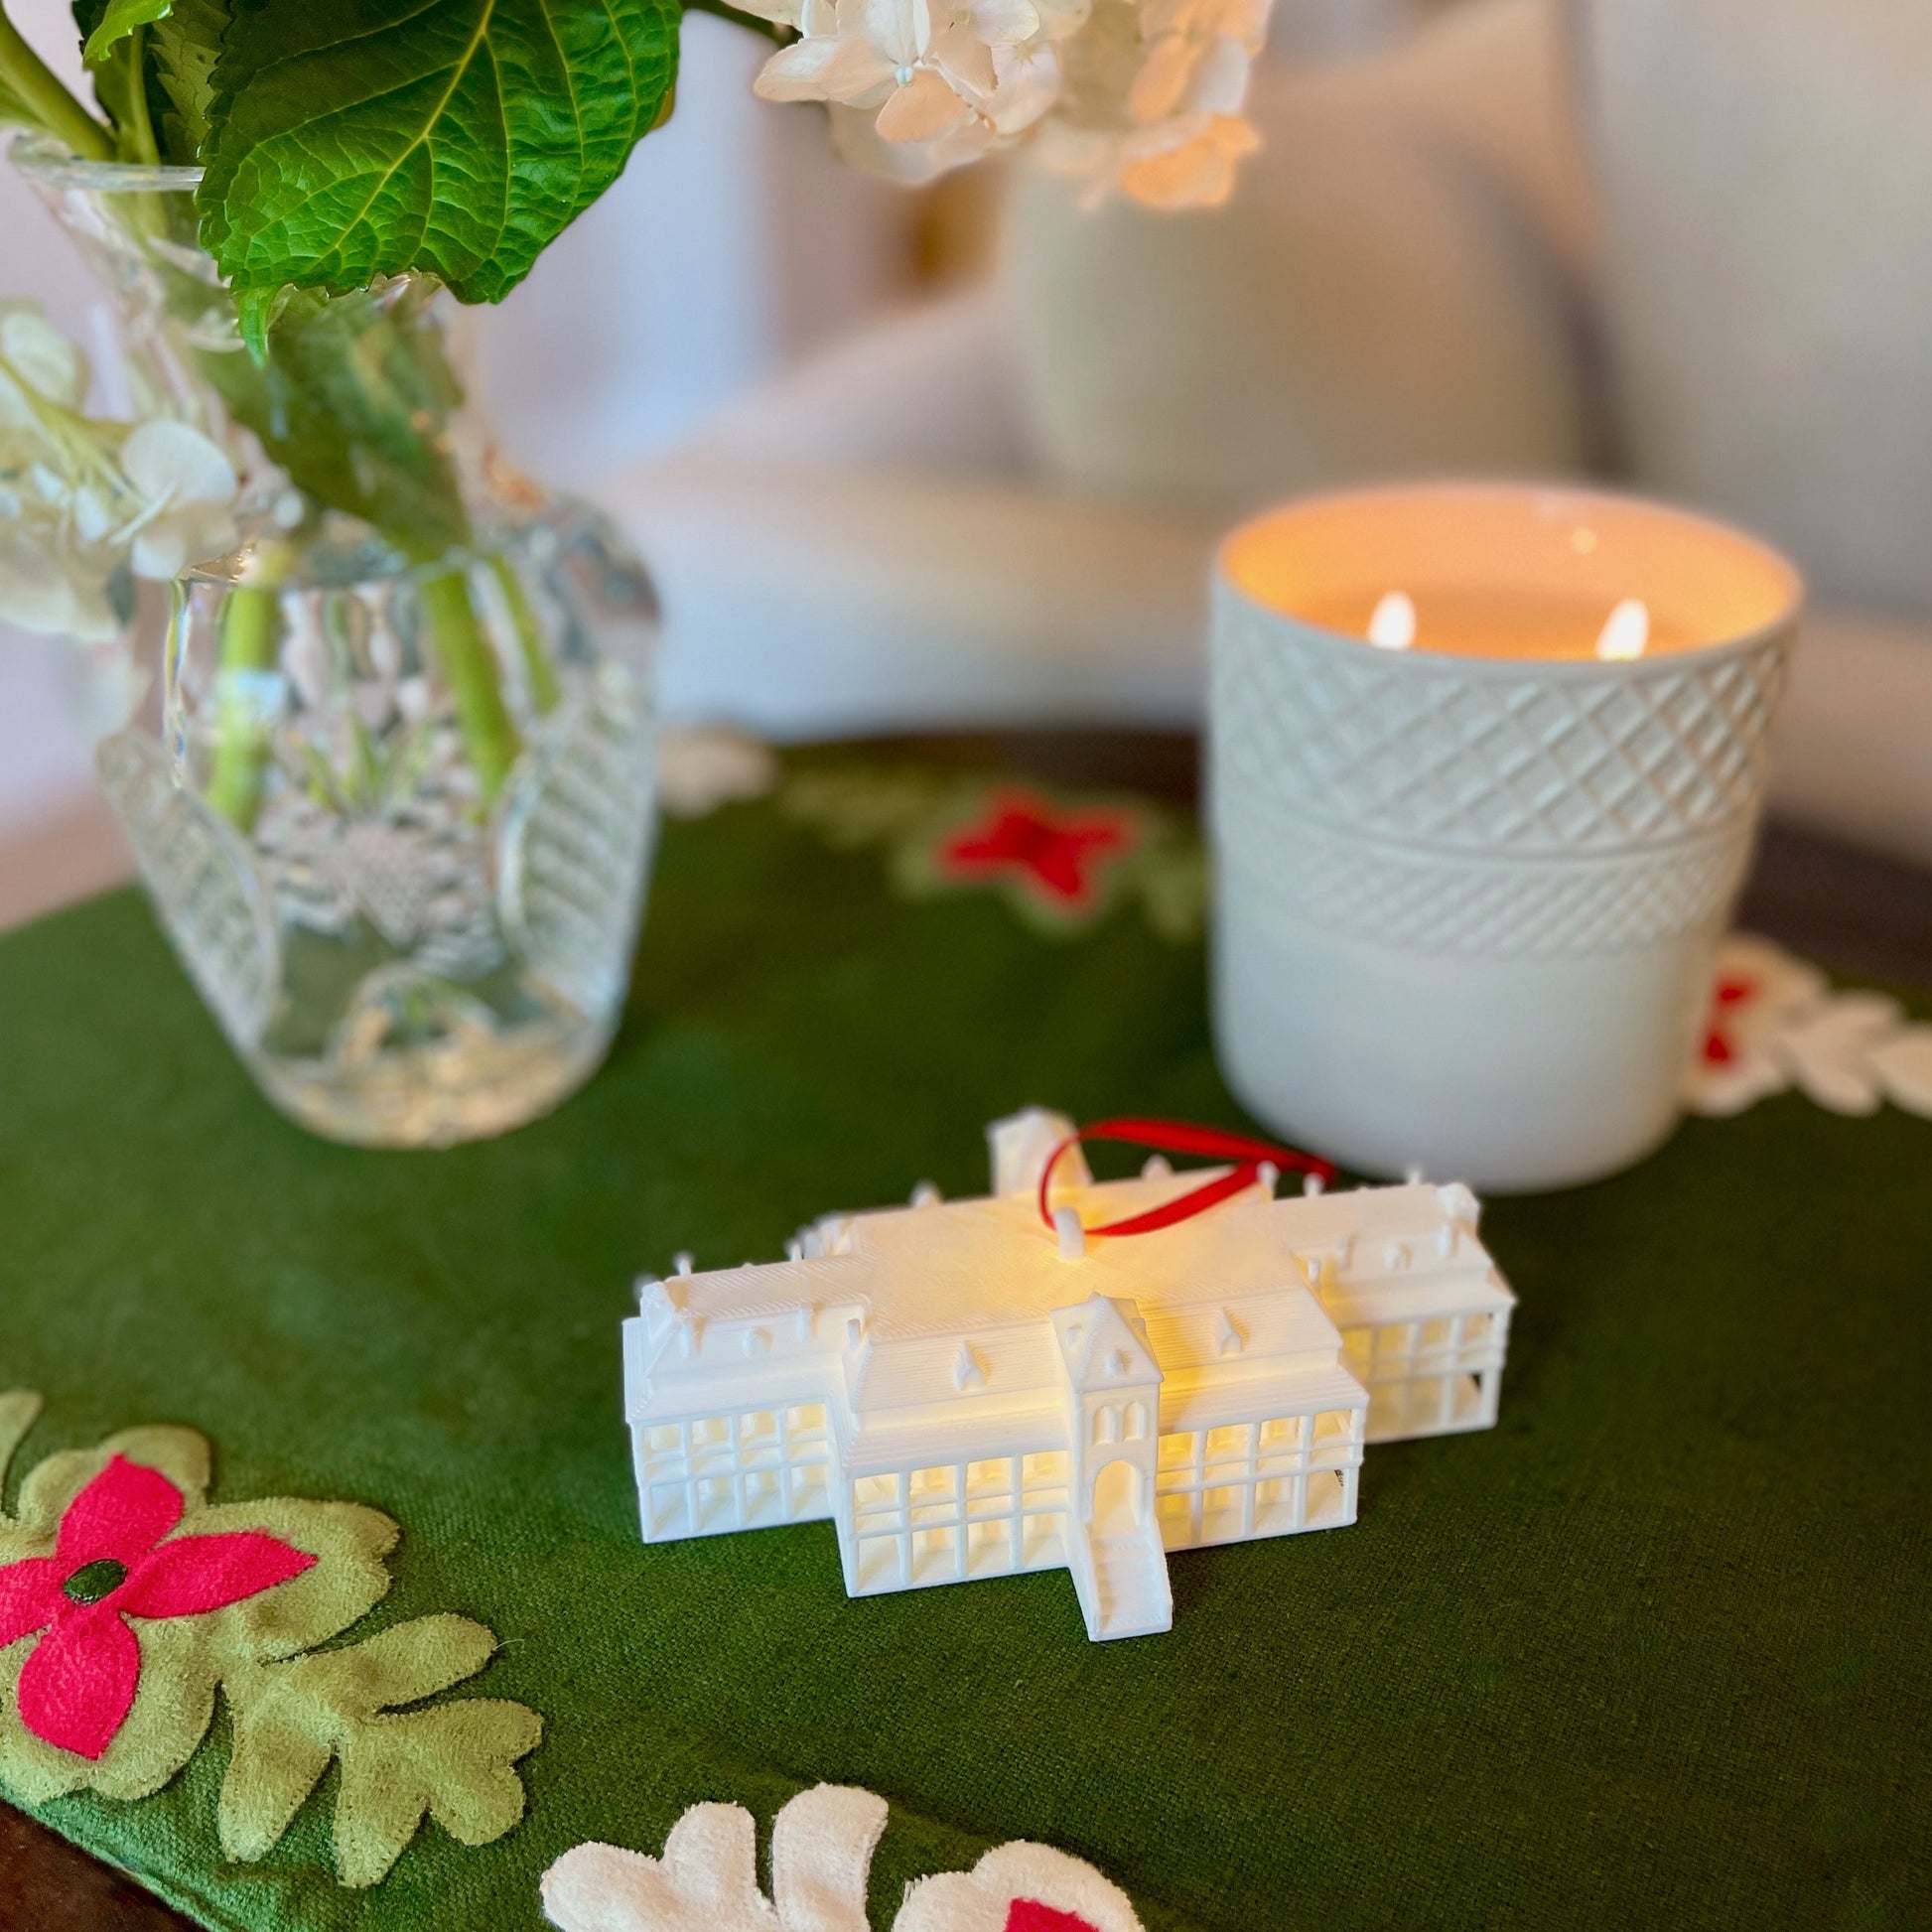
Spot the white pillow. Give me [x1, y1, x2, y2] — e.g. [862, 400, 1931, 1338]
[1003, 0, 1596, 512]
[1577, 0, 1932, 618]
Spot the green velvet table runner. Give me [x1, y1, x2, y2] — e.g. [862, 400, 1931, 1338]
[0, 754, 1926, 1931]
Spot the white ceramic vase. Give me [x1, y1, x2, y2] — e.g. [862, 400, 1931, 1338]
[1208, 484, 1801, 1191]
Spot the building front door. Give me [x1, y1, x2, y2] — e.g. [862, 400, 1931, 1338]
[1091, 1457, 1145, 1537]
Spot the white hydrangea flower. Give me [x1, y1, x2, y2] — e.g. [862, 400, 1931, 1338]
[754, 0, 1084, 174]
[0, 520, 118, 641]
[0, 303, 90, 420]
[1033, 0, 1268, 207]
[0, 300, 239, 642]
[756, 0, 1021, 140]
[1035, 104, 1260, 207]
[117, 419, 240, 581]
[762, 0, 1272, 207]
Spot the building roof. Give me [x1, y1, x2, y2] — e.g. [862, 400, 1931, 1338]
[626, 1165, 1505, 1428]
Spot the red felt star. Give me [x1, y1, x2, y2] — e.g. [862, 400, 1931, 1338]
[934, 790, 1139, 914]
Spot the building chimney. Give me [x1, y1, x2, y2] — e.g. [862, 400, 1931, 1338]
[987, 1107, 1090, 1197]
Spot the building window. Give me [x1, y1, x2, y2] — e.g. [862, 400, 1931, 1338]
[847, 1457, 1046, 1592]
[1152, 1412, 1362, 1550]
[1021, 1512, 1065, 1567]
[911, 1526, 958, 1585]
[855, 1535, 902, 1591]
[635, 1403, 835, 1537]
[966, 1516, 1013, 1577]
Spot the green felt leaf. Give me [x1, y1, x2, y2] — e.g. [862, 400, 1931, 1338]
[335, 1699, 540, 1886]
[221, 1685, 335, 1863]
[198, 0, 681, 305]
[218, 1613, 540, 1887]
[147, 0, 226, 159]
[81, 0, 173, 64]
[0, 1391, 42, 1518]
[14, 1428, 211, 1532]
[303, 1612, 501, 1711]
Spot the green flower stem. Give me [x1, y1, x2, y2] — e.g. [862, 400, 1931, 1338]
[0, 9, 113, 161]
[487, 553, 558, 717]
[207, 569, 287, 832]
[118, 26, 160, 167]
[418, 567, 520, 803]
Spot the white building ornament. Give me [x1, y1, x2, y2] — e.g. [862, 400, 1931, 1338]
[622, 1111, 1516, 1642]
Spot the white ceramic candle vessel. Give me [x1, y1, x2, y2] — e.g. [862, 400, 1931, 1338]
[1209, 483, 1803, 1191]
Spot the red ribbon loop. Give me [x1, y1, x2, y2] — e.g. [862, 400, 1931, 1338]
[1035, 1117, 1338, 1239]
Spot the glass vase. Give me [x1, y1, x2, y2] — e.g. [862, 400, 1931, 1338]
[12, 138, 661, 1147]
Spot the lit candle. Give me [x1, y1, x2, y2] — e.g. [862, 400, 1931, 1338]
[1209, 483, 1804, 1193]
[1220, 485, 1792, 665]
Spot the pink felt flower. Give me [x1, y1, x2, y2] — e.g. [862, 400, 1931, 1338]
[0, 1454, 314, 1760]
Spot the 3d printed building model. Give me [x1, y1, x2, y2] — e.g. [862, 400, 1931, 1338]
[622, 1110, 1516, 1641]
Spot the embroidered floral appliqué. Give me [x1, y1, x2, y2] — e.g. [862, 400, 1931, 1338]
[0, 1393, 541, 1887]
[784, 766, 1204, 941]
[932, 790, 1140, 917]
[0, 1452, 314, 1761]
[1684, 935, 1932, 1119]
[541, 1782, 1145, 1932]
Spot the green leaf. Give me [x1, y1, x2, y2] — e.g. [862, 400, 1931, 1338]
[148, 0, 227, 158]
[81, 0, 173, 64]
[71, 0, 164, 160]
[218, 1613, 540, 1888]
[199, 0, 681, 305]
[193, 281, 473, 556]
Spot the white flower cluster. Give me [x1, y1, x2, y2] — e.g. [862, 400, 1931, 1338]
[747, 0, 1272, 207]
[0, 300, 238, 642]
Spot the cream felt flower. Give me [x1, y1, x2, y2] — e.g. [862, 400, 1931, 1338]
[541, 1783, 1146, 1932]
[655, 728, 779, 818]
[897, 1840, 1146, 1931]
[542, 1785, 887, 1932]
[1684, 933, 1932, 1120]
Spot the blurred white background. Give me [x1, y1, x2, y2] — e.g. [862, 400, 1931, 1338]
[0, 0, 924, 905]
[0, 0, 1434, 921]
[17, 0, 1922, 929]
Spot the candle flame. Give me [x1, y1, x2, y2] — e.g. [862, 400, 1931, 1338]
[1368, 591, 1417, 651]
[1595, 598, 1651, 662]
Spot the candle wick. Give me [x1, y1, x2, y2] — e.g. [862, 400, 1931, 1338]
[1368, 592, 1417, 651]
[1595, 599, 1651, 662]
